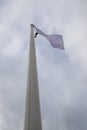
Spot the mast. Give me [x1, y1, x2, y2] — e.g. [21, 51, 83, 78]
[23, 25, 42, 130]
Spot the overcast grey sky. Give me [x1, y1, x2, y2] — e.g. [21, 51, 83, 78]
[0, 0, 87, 130]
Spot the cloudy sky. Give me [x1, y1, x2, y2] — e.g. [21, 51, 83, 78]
[0, 0, 87, 130]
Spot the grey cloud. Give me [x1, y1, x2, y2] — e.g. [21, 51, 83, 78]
[0, 0, 87, 130]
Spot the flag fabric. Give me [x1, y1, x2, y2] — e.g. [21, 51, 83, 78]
[31, 24, 64, 50]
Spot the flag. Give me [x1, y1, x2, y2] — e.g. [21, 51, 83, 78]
[31, 24, 64, 50]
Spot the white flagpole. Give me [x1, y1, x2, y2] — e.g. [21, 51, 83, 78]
[23, 25, 42, 130]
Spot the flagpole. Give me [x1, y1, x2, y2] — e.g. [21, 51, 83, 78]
[23, 25, 42, 130]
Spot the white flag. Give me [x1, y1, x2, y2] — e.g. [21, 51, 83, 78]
[31, 24, 64, 50]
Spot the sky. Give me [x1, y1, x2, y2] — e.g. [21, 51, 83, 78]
[0, 0, 87, 130]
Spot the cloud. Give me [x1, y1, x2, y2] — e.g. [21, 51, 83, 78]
[0, 0, 87, 130]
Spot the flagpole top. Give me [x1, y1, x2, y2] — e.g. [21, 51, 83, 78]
[30, 24, 34, 27]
